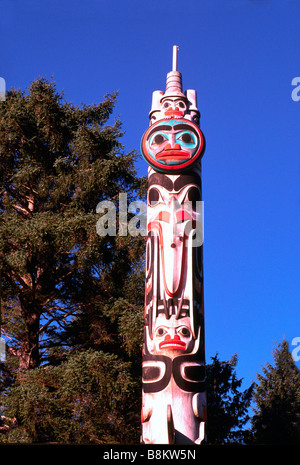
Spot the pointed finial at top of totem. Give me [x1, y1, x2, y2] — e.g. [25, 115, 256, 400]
[164, 45, 184, 98]
[172, 45, 179, 72]
[149, 46, 200, 126]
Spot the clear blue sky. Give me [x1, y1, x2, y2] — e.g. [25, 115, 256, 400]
[1, 0, 299, 392]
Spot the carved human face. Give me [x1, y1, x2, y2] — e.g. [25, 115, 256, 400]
[161, 97, 187, 118]
[141, 119, 204, 173]
[151, 315, 194, 355]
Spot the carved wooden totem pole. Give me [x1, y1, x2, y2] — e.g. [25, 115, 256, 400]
[141, 47, 207, 444]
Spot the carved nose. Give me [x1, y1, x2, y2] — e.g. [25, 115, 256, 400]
[164, 334, 180, 341]
[164, 143, 181, 151]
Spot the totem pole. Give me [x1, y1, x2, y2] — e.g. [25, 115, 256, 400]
[140, 46, 206, 445]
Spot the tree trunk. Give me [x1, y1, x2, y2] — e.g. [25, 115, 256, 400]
[18, 293, 41, 370]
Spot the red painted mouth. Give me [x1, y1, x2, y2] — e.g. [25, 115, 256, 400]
[155, 150, 191, 162]
[159, 339, 186, 350]
[164, 108, 184, 117]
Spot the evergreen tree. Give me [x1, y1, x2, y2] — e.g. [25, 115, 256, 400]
[0, 77, 146, 443]
[205, 353, 254, 444]
[0, 78, 145, 371]
[0, 350, 140, 444]
[250, 340, 300, 444]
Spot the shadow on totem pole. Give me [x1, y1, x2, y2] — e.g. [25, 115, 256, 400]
[175, 430, 197, 445]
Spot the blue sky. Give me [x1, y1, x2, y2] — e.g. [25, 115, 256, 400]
[1, 0, 299, 393]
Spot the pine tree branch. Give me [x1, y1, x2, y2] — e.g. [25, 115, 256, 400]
[5, 267, 31, 291]
[38, 307, 78, 335]
[12, 203, 32, 218]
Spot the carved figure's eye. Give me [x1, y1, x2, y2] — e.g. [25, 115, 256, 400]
[186, 186, 201, 203]
[178, 327, 191, 338]
[149, 132, 168, 147]
[178, 101, 186, 109]
[178, 132, 193, 144]
[185, 186, 201, 210]
[148, 187, 161, 206]
[153, 134, 166, 145]
[163, 101, 170, 108]
[156, 327, 167, 337]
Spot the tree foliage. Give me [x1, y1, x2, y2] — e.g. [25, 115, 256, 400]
[0, 77, 145, 371]
[250, 340, 300, 444]
[205, 354, 254, 444]
[1, 350, 140, 444]
[0, 77, 145, 444]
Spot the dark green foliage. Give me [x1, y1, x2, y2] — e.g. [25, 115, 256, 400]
[205, 354, 254, 444]
[0, 350, 140, 444]
[0, 77, 144, 444]
[250, 340, 300, 444]
[0, 77, 145, 370]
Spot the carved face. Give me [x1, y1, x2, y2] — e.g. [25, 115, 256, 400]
[161, 97, 187, 119]
[141, 119, 204, 173]
[150, 315, 194, 355]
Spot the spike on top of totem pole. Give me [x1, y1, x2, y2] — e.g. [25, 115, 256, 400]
[149, 46, 200, 126]
[141, 46, 205, 174]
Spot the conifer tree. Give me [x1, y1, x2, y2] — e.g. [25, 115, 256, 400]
[250, 340, 300, 444]
[0, 77, 146, 443]
[205, 353, 254, 444]
[0, 350, 141, 444]
[0, 78, 145, 370]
